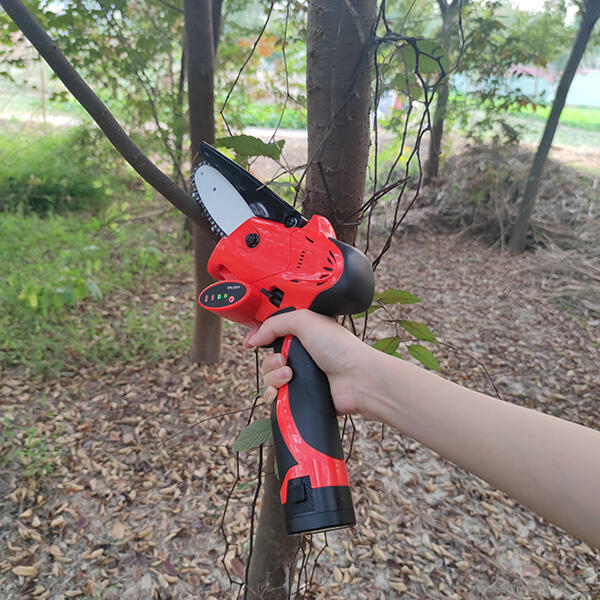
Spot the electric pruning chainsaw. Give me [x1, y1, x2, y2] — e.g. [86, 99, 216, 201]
[192, 142, 374, 535]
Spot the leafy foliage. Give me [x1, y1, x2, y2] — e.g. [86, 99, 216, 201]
[363, 289, 441, 371]
[373, 336, 402, 355]
[233, 418, 273, 452]
[398, 320, 437, 343]
[217, 1, 308, 134]
[407, 344, 441, 371]
[375, 289, 421, 305]
[0, 1, 189, 183]
[450, 1, 574, 144]
[216, 134, 285, 166]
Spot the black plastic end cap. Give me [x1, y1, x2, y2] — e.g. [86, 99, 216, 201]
[283, 477, 356, 535]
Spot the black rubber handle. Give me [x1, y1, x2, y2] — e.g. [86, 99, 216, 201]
[270, 335, 355, 535]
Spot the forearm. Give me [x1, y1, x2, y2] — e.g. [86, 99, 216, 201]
[359, 346, 600, 548]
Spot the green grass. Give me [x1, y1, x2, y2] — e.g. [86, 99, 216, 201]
[0, 123, 132, 215]
[508, 113, 600, 149]
[0, 120, 195, 376]
[522, 104, 600, 132]
[239, 102, 307, 129]
[218, 95, 307, 130]
[0, 209, 193, 375]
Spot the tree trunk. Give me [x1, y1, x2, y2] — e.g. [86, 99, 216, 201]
[184, 0, 223, 364]
[304, 0, 377, 244]
[508, 2, 600, 254]
[246, 3, 376, 598]
[424, 77, 449, 183]
[424, 0, 460, 184]
[246, 448, 300, 599]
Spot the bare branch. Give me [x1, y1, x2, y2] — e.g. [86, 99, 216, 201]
[155, 0, 184, 14]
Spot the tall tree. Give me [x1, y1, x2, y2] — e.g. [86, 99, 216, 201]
[245, 2, 377, 598]
[508, 0, 600, 253]
[423, 0, 571, 181]
[424, 0, 462, 183]
[184, 0, 223, 364]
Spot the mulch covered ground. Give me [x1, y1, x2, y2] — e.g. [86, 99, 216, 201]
[1, 225, 599, 599]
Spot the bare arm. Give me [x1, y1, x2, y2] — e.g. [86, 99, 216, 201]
[246, 310, 600, 549]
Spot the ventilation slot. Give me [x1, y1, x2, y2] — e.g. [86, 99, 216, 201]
[296, 250, 307, 269]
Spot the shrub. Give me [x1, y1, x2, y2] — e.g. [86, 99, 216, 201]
[0, 123, 130, 215]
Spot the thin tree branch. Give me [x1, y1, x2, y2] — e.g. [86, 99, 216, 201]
[155, 0, 184, 15]
[0, 0, 203, 224]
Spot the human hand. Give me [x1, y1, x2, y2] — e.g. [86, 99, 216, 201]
[243, 310, 369, 416]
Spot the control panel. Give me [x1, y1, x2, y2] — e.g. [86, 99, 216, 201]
[200, 282, 246, 308]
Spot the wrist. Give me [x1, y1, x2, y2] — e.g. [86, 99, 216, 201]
[353, 346, 414, 429]
[351, 344, 394, 421]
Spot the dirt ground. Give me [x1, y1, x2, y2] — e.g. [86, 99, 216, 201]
[1, 223, 599, 599]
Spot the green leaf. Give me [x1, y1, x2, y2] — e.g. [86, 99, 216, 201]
[85, 280, 102, 300]
[399, 320, 437, 343]
[57, 287, 76, 307]
[415, 39, 445, 75]
[399, 45, 416, 71]
[236, 479, 258, 491]
[352, 304, 382, 318]
[216, 134, 285, 160]
[373, 336, 401, 355]
[233, 418, 273, 453]
[73, 279, 89, 302]
[374, 289, 421, 305]
[407, 344, 441, 371]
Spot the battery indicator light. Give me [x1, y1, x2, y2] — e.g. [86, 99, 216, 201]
[224, 293, 228, 298]
[217, 294, 222, 300]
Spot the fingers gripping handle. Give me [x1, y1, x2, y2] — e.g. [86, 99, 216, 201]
[270, 335, 356, 535]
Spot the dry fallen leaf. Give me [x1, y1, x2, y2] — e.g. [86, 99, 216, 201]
[12, 565, 38, 577]
[333, 566, 343, 583]
[2, 215, 600, 600]
[50, 515, 65, 528]
[111, 521, 125, 540]
[522, 564, 541, 578]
